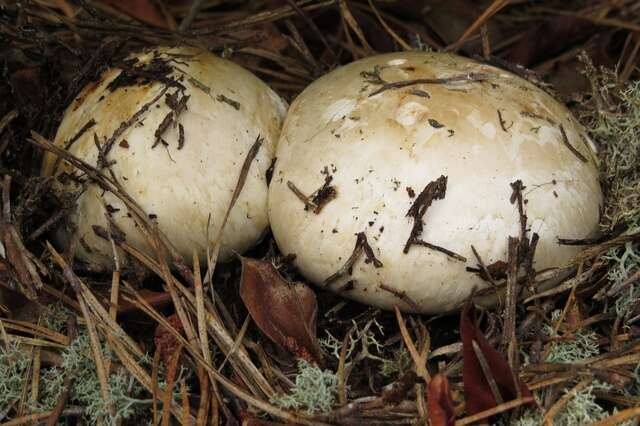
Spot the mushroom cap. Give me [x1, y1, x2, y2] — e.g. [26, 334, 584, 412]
[268, 52, 602, 314]
[43, 46, 287, 269]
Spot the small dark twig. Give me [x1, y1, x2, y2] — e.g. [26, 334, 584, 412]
[559, 124, 588, 163]
[510, 180, 529, 260]
[101, 86, 169, 167]
[178, 0, 207, 32]
[368, 73, 488, 97]
[470, 245, 498, 288]
[28, 210, 65, 241]
[403, 175, 466, 262]
[287, 181, 317, 211]
[557, 236, 607, 246]
[503, 236, 519, 373]
[287, 175, 337, 214]
[322, 232, 382, 287]
[413, 240, 467, 262]
[379, 284, 420, 311]
[286, 0, 335, 64]
[497, 109, 512, 132]
[0, 110, 18, 135]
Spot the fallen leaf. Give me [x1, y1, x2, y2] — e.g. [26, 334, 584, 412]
[427, 373, 456, 426]
[421, 0, 502, 53]
[100, 0, 167, 28]
[239, 257, 322, 364]
[461, 305, 533, 415]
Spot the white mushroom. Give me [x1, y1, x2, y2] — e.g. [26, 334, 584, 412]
[268, 52, 602, 314]
[42, 46, 287, 269]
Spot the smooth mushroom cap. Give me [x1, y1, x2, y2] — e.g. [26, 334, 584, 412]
[43, 46, 287, 269]
[268, 52, 602, 314]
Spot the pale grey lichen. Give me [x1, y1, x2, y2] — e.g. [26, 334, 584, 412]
[602, 242, 640, 324]
[544, 310, 600, 363]
[379, 347, 411, 378]
[0, 342, 30, 414]
[34, 333, 150, 426]
[511, 382, 622, 426]
[270, 360, 339, 414]
[579, 53, 640, 232]
[40, 302, 74, 334]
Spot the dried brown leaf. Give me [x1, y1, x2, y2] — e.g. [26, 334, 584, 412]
[461, 305, 533, 415]
[239, 257, 322, 364]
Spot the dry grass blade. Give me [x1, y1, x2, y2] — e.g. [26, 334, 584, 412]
[395, 306, 431, 384]
[30, 346, 41, 415]
[204, 135, 263, 284]
[1, 410, 84, 426]
[152, 348, 160, 426]
[120, 243, 275, 398]
[0, 319, 69, 345]
[105, 268, 120, 375]
[338, 0, 374, 54]
[48, 245, 116, 420]
[1, 176, 43, 299]
[161, 345, 183, 426]
[121, 282, 329, 425]
[178, 0, 206, 32]
[338, 325, 356, 405]
[286, 0, 335, 63]
[367, 0, 411, 51]
[217, 314, 250, 372]
[30, 131, 183, 263]
[43, 247, 192, 423]
[190, 0, 337, 36]
[454, 396, 535, 426]
[471, 340, 503, 404]
[46, 317, 77, 426]
[0, 110, 18, 133]
[44, 242, 143, 357]
[586, 407, 640, 425]
[195, 365, 210, 425]
[542, 377, 592, 425]
[446, 0, 511, 52]
[503, 237, 519, 375]
[536, 7, 640, 33]
[524, 267, 596, 303]
[180, 381, 190, 426]
[109, 328, 194, 423]
[1, 335, 66, 349]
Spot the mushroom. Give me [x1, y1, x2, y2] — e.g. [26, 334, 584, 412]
[268, 52, 602, 314]
[42, 47, 287, 269]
